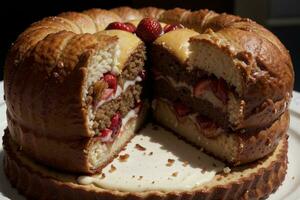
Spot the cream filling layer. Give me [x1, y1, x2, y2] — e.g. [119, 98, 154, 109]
[78, 124, 224, 192]
[96, 76, 142, 109]
[153, 98, 225, 138]
[156, 75, 224, 109]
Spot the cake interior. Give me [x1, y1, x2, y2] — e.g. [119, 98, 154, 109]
[151, 43, 246, 132]
[85, 44, 145, 134]
[82, 39, 146, 170]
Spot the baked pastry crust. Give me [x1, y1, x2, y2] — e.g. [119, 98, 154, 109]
[3, 130, 288, 200]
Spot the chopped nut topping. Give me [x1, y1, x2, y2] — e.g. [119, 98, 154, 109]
[109, 165, 116, 173]
[172, 172, 178, 177]
[119, 154, 130, 162]
[101, 173, 106, 179]
[182, 161, 189, 167]
[135, 144, 146, 151]
[166, 159, 175, 167]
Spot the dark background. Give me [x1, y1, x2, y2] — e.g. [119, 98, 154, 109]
[0, 0, 299, 91]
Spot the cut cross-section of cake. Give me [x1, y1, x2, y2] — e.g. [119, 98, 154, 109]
[5, 27, 147, 173]
[151, 27, 292, 165]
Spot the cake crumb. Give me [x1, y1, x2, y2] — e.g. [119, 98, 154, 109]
[223, 167, 231, 174]
[101, 173, 106, 179]
[172, 172, 178, 177]
[119, 154, 130, 162]
[135, 144, 146, 151]
[166, 159, 175, 167]
[152, 181, 155, 184]
[132, 175, 135, 178]
[149, 152, 153, 156]
[292, 176, 295, 180]
[138, 176, 143, 180]
[183, 161, 189, 167]
[109, 165, 116, 173]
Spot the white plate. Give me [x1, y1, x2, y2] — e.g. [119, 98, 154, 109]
[0, 92, 299, 199]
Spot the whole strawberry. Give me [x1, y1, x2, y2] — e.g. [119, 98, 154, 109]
[124, 22, 137, 32]
[106, 22, 136, 33]
[136, 18, 163, 43]
[164, 23, 184, 33]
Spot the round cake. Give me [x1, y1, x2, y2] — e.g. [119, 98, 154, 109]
[3, 6, 294, 200]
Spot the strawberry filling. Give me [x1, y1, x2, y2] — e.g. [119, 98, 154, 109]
[95, 73, 117, 103]
[99, 113, 122, 143]
[173, 101, 191, 117]
[193, 77, 229, 104]
[196, 114, 221, 138]
[103, 73, 117, 93]
[196, 115, 217, 129]
[169, 99, 221, 138]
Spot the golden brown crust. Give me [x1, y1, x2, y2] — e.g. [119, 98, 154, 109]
[110, 7, 144, 21]
[159, 8, 191, 24]
[138, 7, 165, 19]
[3, 130, 288, 200]
[82, 9, 122, 31]
[234, 111, 289, 165]
[58, 12, 98, 33]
